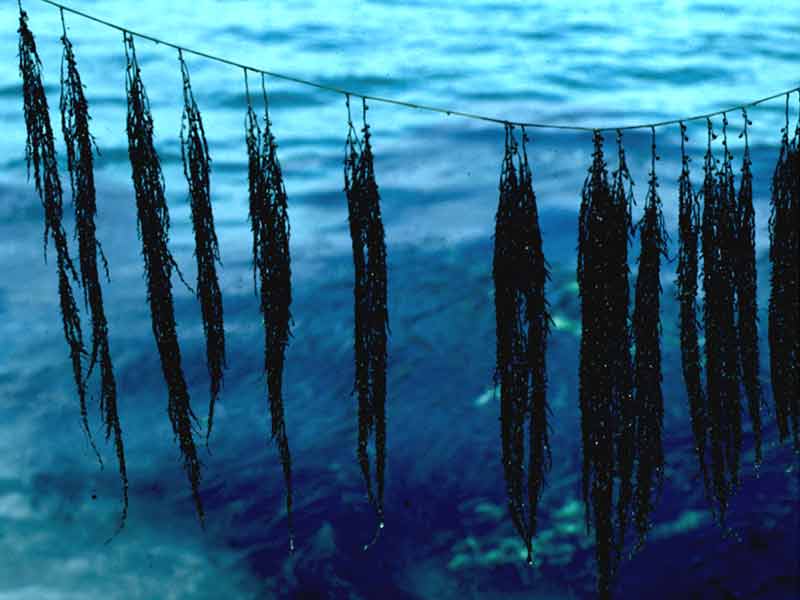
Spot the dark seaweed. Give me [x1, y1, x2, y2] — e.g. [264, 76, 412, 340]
[179, 51, 226, 445]
[344, 97, 389, 543]
[577, 130, 633, 600]
[493, 125, 551, 564]
[244, 71, 295, 550]
[676, 122, 709, 492]
[632, 129, 667, 545]
[701, 117, 741, 521]
[769, 95, 800, 448]
[18, 7, 101, 467]
[733, 109, 762, 464]
[60, 15, 128, 535]
[124, 33, 204, 523]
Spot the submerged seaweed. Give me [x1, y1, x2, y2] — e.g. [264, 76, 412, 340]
[577, 130, 634, 599]
[60, 15, 128, 534]
[632, 129, 667, 545]
[733, 109, 762, 465]
[179, 51, 226, 445]
[492, 125, 551, 564]
[18, 7, 101, 467]
[701, 116, 741, 520]
[344, 97, 389, 542]
[124, 33, 204, 523]
[676, 122, 709, 492]
[245, 71, 294, 550]
[769, 96, 800, 448]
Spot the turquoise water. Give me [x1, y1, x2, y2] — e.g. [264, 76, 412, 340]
[0, 0, 798, 598]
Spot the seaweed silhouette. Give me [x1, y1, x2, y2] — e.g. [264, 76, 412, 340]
[18, 6, 101, 467]
[675, 121, 709, 493]
[244, 71, 295, 550]
[344, 96, 389, 545]
[632, 129, 667, 545]
[493, 124, 551, 564]
[60, 13, 128, 535]
[179, 50, 226, 445]
[769, 95, 800, 448]
[733, 109, 762, 465]
[701, 117, 741, 521]
[577, 130, 634, 599]
[124, 32, 204, 523]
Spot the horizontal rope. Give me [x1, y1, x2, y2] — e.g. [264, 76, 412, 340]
[32, 0, 800, 133]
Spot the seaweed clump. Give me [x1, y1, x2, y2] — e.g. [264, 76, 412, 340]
[631, 129, 667, 544]
[577, 130, 634, 599]
[344, 96, 389, 543]
[124, 33, 204, 523]
[701, 116, 741, 520]
[493, 124, 551, 565]
[60, 14, 128, 533]
[675, 122, 709, 491]
[18, 7, 100, 465]
[769, 96, 800, 448]
[244, 71, 295, 550]
[179, 51, 226, 444]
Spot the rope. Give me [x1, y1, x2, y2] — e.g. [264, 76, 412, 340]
[34, 0, 800, 133]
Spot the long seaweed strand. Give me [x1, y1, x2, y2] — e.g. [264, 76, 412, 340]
[577, 130, 633, 599]
[179, 50, 226, 445]
[245, 71, 295, 550]
[676, 121, 709, 491]
[701, 117, 740, 520]
[124, 32, 204, 523]
[632, 128, 667, 545]
[18, 6, 101, 467]
[493, 125, 551, 564]
[59, 12, 128, 533]
[733, 109, 762, 465]
[344, 96, 389, 544]
[769, 94, 800, 448]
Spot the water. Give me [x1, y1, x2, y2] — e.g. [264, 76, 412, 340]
[0, 0, 798, 598]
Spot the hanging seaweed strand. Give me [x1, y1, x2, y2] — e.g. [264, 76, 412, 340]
[676, 121, 709, 492]
[577, 129, 634, 599]
[344, 96, 389, 545]
[632, 128, 667, 545]
[18, 5, 102, 468]
[124, 32, 204, 523]
[245, 70, 295, 551]
[769, 94, 800, 449]
[59, 10, 128, 534]
[701, 117, 740, 520]
[493, 125, 551, 564]
[733, 108, 762, 465]
[179, 50, 226, 445]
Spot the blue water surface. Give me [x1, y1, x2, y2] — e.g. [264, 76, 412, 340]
[0, 1, 798, 598]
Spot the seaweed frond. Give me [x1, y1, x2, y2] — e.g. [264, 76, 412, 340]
[179, 51, 226, 445]
[676, 121, 709, 492]
[632, 128, 667, 545]
[60, 15, 128, 534]
[245, 71, 295, 551]
[124, 32, 203, 523]
[733, 109, 762, 464]
[769, 95, 800, 448]
[493, 125, 551, 564]
[344, 97, 389, 544]
[18, 7, 101, 468]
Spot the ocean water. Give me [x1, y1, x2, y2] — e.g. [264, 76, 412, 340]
[0, 0, 798, 598]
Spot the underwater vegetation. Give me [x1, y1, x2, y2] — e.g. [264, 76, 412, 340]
[245, 69, 295, 550]
[492, 124, 551, 566]
[344, 96, 390, 544]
